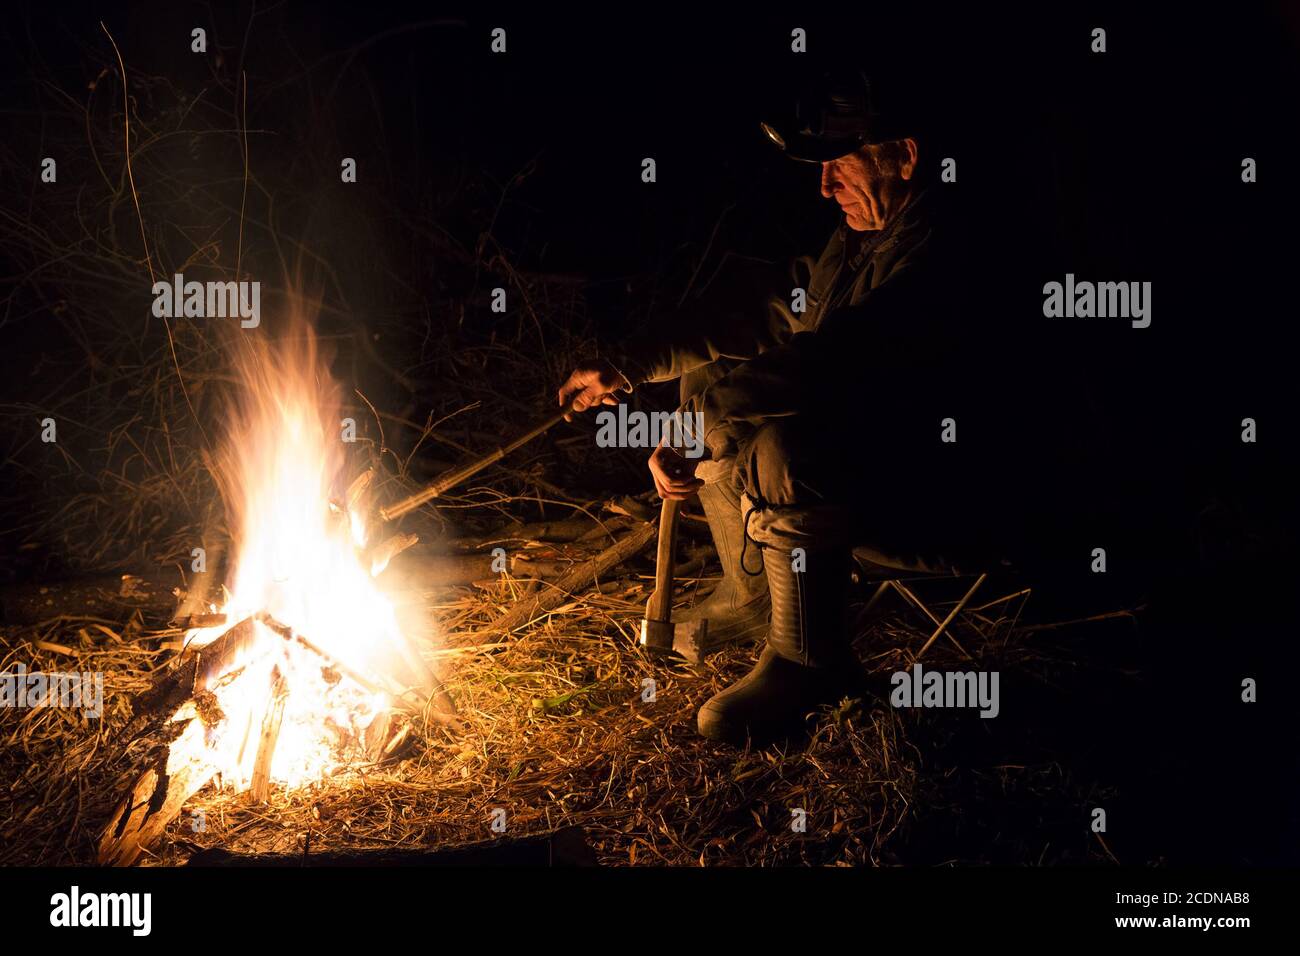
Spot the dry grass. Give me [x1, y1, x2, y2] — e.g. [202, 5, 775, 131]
[0, 585, 877, 866]
[1, 544, 1118, 867]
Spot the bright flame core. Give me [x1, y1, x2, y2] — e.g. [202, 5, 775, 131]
[183, 308, 410, 790]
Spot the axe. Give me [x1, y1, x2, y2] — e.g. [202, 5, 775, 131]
[639, 498, 710, 662]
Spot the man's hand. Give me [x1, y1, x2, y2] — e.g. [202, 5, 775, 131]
[649, 442, 704, 501]
[557, 359, 629, 419]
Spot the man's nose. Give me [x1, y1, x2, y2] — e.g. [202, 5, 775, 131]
[819, 162, 838, 199]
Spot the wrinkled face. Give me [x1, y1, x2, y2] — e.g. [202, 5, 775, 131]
[819, 138, 918, 231]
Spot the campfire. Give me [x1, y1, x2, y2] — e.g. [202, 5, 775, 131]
[98, 305, 452, 865]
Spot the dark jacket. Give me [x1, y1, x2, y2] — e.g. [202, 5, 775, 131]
[603, 187, 939, 392]
[599, 187, 1183, 571]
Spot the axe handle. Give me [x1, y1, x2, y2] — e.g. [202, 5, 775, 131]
[645, 497, 681, 623]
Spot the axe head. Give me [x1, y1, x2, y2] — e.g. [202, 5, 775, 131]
[670, 619, 710, 663]
[639, 617, 710, 662]
[639, 618, 674, 654]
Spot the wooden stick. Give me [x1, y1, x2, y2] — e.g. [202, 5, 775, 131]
[365, 709, 394, 762]
[367, 531, 419, 576]
[346, 468, 374, 512]
[390, 552, 568, 586]
[447, 514, 627, 549]
[1016, 605, 1144, 633]
[379, 403, 575, 521]
[254, 612, 460, 729]
[98, 715, 222, 866]
[249, 668, 288, 803]
[469, 519, 657, 642]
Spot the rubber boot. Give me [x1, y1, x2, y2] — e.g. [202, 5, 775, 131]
[675, 480, 770, 643]
[697, 545, 865, 746]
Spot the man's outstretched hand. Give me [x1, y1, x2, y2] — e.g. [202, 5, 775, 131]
[558, 359, 629, 419]
[649, 442, 704, 501]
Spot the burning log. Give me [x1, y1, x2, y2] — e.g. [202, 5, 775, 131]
[253, 611, 458, 728]
[345, 467, 374, 512]
[98, 705, 226, 866]
[176, 612, 230, 629]
[114, 617, 259, 745]
[367, 531, 419, 577]
[99, 617, 260, 864]
[249, 668, 289, 803]
[99, 609, 450, 864]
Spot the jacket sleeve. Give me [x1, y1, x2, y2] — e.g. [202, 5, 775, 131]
[698, 331, 822, 461]
[698, 264, 931, 457]
[600, 254, 814, 387]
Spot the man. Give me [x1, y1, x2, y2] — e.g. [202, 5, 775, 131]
[559, 73, 1024, 745]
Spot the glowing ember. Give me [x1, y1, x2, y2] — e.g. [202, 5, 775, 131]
[180, 304, 421, 791]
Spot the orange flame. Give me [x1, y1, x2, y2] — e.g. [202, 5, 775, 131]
[183, 300, 416, 790]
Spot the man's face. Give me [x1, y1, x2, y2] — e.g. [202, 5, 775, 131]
[819, 138, 918, 231]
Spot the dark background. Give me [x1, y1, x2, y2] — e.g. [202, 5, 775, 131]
[4, 3, 1296, 488]
[1, 3, 1298, 865]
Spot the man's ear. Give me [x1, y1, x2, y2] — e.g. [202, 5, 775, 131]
[898, 137, 919, 181]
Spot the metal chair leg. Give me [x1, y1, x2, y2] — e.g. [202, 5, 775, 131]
[863, 580, 892, 615]
[915, 572, 987, 661]
[888, 579, 972, 659]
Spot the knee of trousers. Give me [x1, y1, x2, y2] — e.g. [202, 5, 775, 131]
[735, 419, 825, 509]
[689, 415, 790, 494]
[737, 421, 850, 551]
[739, 491, 852, 551]
[738, 421, 795, 509]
